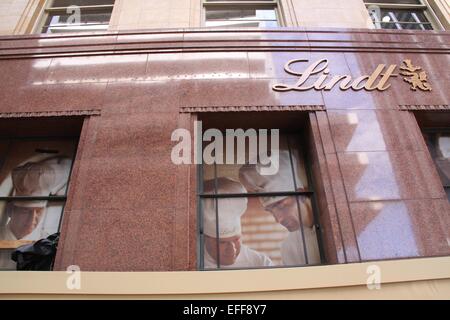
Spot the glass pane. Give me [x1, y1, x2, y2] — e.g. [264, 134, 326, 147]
[364, 0, 422, 4]
[399, 22, 433, 30]
[423, 132, 450, 186]
[206, 0, 275, 2]
[51, 0, 115, 7]
[372, 9, 430, 23]
[0, 140, 77, 197]
[205, 20, 277, 27]
[445, 188, 450, 202]
[396, 10, 427, 22]
[43, 24, 109, 33]
[202, 134, 309, 194]
[379, 21, 432, 30]
[202, 195, 320, 269]
[206, 8, 276, 20]
[44, 10, 112, 25]
[0, 200, 64, 270]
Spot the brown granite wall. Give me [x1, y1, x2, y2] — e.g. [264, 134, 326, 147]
[0, 28, 448, 271]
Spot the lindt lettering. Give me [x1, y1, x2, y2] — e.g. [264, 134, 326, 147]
[272, 58, 432, 92]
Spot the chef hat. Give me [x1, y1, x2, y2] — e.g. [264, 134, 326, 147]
[11, 156, 72, 208]
[203, 177, 247, 238]
[239, 150, 303, 208]
[438, 136, 450, 158]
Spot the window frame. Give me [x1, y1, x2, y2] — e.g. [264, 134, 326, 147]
[34, 0, 115, 34]
[0, 135, 79, 254]
[197, 132, 325, 271]
[364, 0, 444, 31]
[202, 0, 283, 28]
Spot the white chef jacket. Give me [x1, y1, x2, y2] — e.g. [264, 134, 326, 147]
[0, 225, 17, 270]
[281, 226, 321, 266]
[204, 244, 274, 269]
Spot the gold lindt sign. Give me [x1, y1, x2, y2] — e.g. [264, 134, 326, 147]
[272, 59, 432, 92]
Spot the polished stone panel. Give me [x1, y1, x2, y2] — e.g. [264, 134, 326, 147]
[328, 110, 423, 152]
[338, 151, 446, 202]
[0, 29, 448, 271]
[351, 199, 450, 261]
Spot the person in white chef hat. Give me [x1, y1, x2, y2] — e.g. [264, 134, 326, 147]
[203, 177, 274, 269]
[239, 150, 321, 266]
[0, 155, 72, 269]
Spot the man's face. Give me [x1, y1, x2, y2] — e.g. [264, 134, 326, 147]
[265, 196, 300, 232]
[204, 235, 241, 266]
[8, 206, 45, 239]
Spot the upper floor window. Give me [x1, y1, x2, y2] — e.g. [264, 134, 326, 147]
[423, 130, 450, 202]
[364, 0, 440, 30]
[39, 0, 115, 34]
[203, 0, 279, 28]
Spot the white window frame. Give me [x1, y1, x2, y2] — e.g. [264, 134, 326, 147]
[364, 0, 444, 30]
[34, 0, 115, 34]
[202, 0, 283, 28]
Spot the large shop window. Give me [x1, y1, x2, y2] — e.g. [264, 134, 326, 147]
[0, 117, 82, 270]
[203, 0, 279, 28]
[364, 0, 441, 30]
[199, 127, 323, 270]
[423, 129, 450, 202]
[39, 0, 115, 34]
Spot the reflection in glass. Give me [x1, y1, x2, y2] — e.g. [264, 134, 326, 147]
[206, 0, 275, 2]
[205, 8, 278, 28]
[43, 10, 113, 33]
[369, 8, 432, 30]
[206, 9, 276, 20]
[51, 0, 115, 6]
[364, 0, 422, 4]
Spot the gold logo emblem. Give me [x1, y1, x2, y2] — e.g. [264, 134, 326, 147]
[400, 59, 432, 91]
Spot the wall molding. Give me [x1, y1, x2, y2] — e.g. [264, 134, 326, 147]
[0, 28, 449, 60]
[180, 105, 325, 113]
[398, 104, 450, 111]
[0, 109, 101, 118]
[0, 256, 449, 298]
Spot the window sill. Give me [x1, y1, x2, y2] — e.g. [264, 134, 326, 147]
[0, 256, 449, 298]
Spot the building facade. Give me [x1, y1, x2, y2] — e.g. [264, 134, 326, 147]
[0, 0, 449, 299]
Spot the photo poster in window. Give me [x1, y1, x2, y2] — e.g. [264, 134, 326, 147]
[202, 134, 320, 269]
[0, 140, 76, 244]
